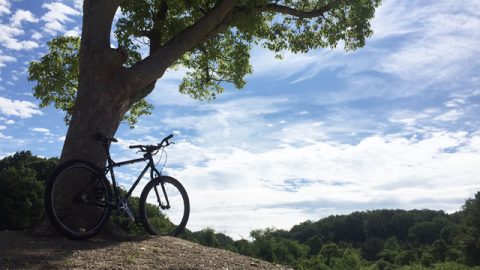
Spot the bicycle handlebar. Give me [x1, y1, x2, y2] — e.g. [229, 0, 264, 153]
[128, 134, 174, 152]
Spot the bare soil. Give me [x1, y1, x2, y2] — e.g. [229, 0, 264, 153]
[0, 231, 291, 270]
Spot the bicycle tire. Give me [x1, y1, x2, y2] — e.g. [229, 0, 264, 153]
[139, 176, 190, 236]
[45, 160, 112, 240]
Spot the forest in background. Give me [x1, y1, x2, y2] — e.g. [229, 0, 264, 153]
[1, 151, 479, 270]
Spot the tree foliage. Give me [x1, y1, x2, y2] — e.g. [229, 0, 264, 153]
[29, 0, 382, 128]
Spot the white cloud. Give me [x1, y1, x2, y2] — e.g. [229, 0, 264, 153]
[247, 0, 480, 102]
[41, 2, 81, 35]
[0, 54, 16, 68]
[31, 127, 50, 134]
[370, 0, 422, 40]
[64, 27, 80, 37]
[31, 31, 42, 40]
[445, 97, 466, 108]
[167, 130, 480, 238]
[250, 48, 325, 80]
[389, 109, 438, 127]
[159, 97, 290, 150]
[122, 93, 480, 237]
[0, 24, 39, 50]
[374, 1, 480, 83]
[0, 0, 11, 16]
[147, 68, 199, 107]
[0, 132, 12, 140]
[0, 96, 43, 118]
[10, 9, 38, 27]
[72, 0, 82, 12]
[434, 110, 464, 122]
[0, 117, 15, 124]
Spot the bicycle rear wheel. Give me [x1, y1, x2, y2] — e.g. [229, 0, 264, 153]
[139, 176, 189, 236]
[45, 160, 112, 240]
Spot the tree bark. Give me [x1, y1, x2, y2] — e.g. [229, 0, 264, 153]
[35, 1, 127, 237]
[61, 0, 125, 166]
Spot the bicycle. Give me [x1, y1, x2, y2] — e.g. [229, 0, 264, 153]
[45, 132, 189, 240]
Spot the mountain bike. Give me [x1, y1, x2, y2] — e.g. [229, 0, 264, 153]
[45, 132, 189, 240]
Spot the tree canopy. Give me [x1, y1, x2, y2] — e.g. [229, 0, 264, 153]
[29, 0, 381, 127]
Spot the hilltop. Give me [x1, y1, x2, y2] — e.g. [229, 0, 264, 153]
[0, 231, 290, 270]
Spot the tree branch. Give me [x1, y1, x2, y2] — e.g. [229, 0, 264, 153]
[125, 0, 237, 96]
[129, 82, 156, 108]
[123, 0, 344, 102]
[81, 0, 121, 51]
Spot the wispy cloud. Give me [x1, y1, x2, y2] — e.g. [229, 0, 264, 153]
[0, 96, 43, 118]
[0, 24, 39, 50]
[0, 0, 11, 16]
[159, 96, 290, 150]
[434, 110, 464, 122]
[248, 0, 480, 105]
[0, 117, 14, 125]
[31, 127, 51, 134]
[0, 54, 16, 68]
[0, 132, 12, 140]
[167, 130, 480, 237]
[10, 9, 38, 27]
[41, 2, 80, 35]
[148, 68, 198, 107]
[374, 1, 480, 84]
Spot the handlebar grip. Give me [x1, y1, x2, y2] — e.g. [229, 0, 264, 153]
[129, 145, 143, 149]
[165, 134, 174, 140]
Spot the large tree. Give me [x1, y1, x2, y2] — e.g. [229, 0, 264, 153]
[29, 0, 381, 166]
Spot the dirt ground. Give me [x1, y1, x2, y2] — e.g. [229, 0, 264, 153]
[0, 231, 291, 270]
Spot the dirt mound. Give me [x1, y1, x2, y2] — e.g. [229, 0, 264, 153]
[0, 231, 290, 270]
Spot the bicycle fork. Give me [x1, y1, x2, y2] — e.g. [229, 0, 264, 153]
[154, 183, 170, 210]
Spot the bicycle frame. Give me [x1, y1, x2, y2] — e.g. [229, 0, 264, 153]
[104, 153, 162, 206]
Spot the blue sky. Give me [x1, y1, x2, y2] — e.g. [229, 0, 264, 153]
[1, 0, 480, 239]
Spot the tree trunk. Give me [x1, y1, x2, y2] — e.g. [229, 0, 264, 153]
[34, 0, 128, 237]
[60, 84, 127, 165]
[60, 0, 126, 165]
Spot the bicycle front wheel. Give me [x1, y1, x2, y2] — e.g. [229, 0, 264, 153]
[139, 176, 190, 236]
[45, 160, 112, 240]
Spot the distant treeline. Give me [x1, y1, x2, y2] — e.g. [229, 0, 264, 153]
[1, 151, 479, 270]
[181, 201, 480, 270]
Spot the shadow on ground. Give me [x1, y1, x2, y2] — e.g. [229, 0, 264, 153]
[0, 230, 136, 269]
